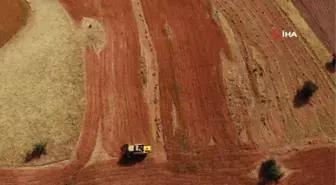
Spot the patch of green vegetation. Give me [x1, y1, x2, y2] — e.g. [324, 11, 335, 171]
[25, 142, 47, 163]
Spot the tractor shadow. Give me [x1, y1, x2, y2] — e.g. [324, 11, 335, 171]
[117, 144, 147, 167]
[257, 163, 268, 185]
[118, 154, 147, 166]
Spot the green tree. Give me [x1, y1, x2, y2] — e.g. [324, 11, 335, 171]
[260, 158, 284, 182]
[301, 81, 318, 99]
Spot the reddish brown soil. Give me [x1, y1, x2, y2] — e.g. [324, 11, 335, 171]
[0, 0, 334, 185]
[98, 0, 152, 157]
[280, 146, 335, 185]
[212, 0, 335, 147]
[293, 0, 335, 53]
[0, 0, 29, 47]
[140, 0, 238, 151]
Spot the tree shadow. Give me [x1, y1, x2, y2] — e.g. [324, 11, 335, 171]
[257, 164, 269, 185]
[293, 90, 310, 108]
[293, 81, 318, 108]
[257, 180, 268, 185]
[117, 144, 147, 167]
[325, 53, 336, 73]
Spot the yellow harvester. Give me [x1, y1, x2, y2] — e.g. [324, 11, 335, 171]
[123, 144, 151, 157]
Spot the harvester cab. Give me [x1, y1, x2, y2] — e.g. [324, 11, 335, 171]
[123, 144, 151, 158]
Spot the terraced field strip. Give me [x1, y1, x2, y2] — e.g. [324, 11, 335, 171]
[141, 0, 238, 151]
[131, 0, 163, 146]
[98, 0, 151, 157]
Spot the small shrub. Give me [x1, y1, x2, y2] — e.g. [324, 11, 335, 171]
[326, 54, 335, 73]
[25, 142, 47, 162]
[332, 57, 335, 66]
[259, 159, 284, 183]
[301, 81, 318, 98]
[333, 53, 336, 64]
[33, 143, 47, 156]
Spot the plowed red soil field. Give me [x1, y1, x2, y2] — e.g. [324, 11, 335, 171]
[0, 0, 334, 185]
[293, 0, 335, 53]
[0, 0, 29, 47]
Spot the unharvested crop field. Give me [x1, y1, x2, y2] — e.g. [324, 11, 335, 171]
[0, 0, 334, 184]
[0, 0, 90, 167]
